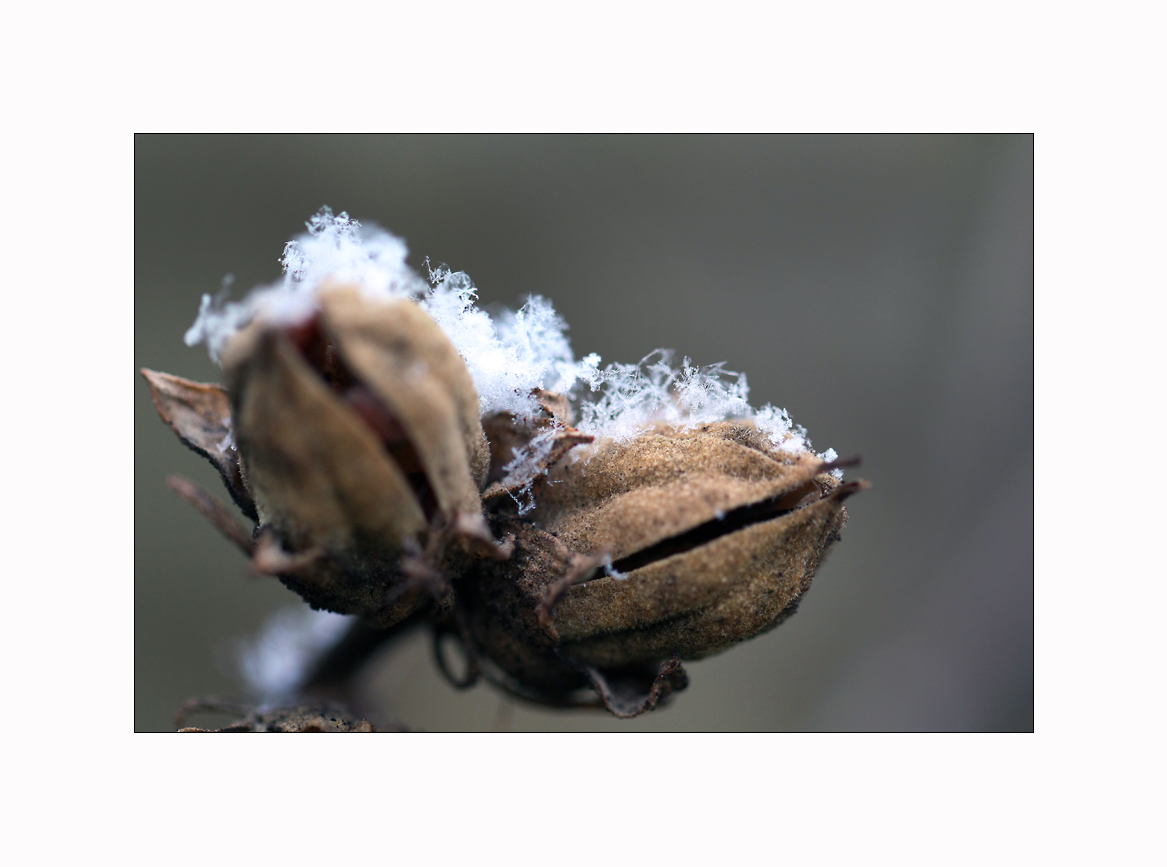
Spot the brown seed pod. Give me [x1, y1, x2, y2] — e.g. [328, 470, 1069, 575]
[146, 285, 499, 626]
[460, 421, 865, 716]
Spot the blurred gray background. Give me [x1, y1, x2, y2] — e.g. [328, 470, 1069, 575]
[135, 135, 1033, 732]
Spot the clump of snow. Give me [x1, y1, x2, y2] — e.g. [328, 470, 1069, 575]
[187, 207, 836, 470]
[577, 351, 758, 443]
[816, 447, 844, 481]
[601, 554, 628, 581]
[186, 208, 427, 362]
[237, 606, 353, 700]
[421, 265, 601, 421]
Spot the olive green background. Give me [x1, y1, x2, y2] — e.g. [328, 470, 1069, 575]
[135, 135, 1033, 732]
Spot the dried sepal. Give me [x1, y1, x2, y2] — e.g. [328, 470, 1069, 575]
[455, 518, 689, 717]
[481, 389, 594, 508]
[140, 368, 256, 520]
[165, 475, 255, 556]
[223, 319, 426, 552]
[318, 286, 490, 509]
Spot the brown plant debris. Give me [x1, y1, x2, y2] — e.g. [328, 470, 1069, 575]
[174, 698, 381, 732]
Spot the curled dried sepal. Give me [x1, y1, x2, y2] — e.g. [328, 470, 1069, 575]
[165, 475, 254, 556]
[583, 656, 689, 719]
[140, 369, 256, 520]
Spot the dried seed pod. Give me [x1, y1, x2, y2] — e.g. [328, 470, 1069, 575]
[539, 422, 862, 664]
[460, 421, 865, 715]
[148, 284, 497, 626]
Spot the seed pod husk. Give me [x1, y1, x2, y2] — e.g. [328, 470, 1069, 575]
[536, 421, 859, 664]
[461, 421, 864, 714]
[214, 285, 493, 624]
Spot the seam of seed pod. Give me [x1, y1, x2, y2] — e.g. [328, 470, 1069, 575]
[553, 498, 850, 665]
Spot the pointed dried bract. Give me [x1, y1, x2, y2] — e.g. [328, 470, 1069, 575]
[140, 369, 256, 519]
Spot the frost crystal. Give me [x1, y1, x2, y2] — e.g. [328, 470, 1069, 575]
[187, 207, 837, 483]
[498, 427, 561, 515]
[601, 554, 629, 581]
[237, 606, 353, 700]
[421, 265, 598, 421]
[185, 207, 426, 362]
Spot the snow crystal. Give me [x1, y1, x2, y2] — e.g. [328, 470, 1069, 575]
[237, 606, 353, 700]
[816, 447, 844, 481]
[187, 207, 837, 484]
[185, 207, 426, 362]
[498, 427, 560, 515]
[601, 554, 628, 581]
[421, 265, 599, 421]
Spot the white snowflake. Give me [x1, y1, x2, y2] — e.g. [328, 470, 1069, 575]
[186, 206, 838, 470]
